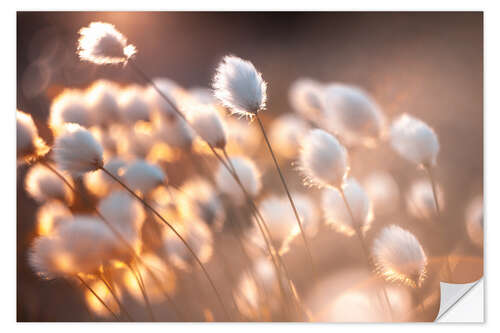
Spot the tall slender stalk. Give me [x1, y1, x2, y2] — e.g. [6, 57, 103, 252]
[423, 164, 453, 280]
[40, 159, 185, 321]
[76, 275, 120, 321]
[98, 271, 134, 321]
[99, 166, 231, 320]
[210, 146, 293, 316]
[254, 114, 317, 282]
[339, 188, 395, 321]
[126, 261, 156, 321]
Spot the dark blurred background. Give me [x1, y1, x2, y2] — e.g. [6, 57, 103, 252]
[17, 12, 483, 321]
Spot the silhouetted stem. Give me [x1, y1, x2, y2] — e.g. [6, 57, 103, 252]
[339, 187, 395, 321]
[98, 272, 134, 321]
[127, 262, 156, 321]
[255, 114, 318, 282]
[76, 275, 120, 321]
[100, 166, 231, 321]
[41, 159, 184, 321]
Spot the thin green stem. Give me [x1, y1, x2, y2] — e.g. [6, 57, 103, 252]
[100, 166, 231, 321]
[76, 275, 120, 321]
[255, 114, 317, 283]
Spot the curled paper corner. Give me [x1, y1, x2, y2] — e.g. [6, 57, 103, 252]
[435, 278, 483, 322]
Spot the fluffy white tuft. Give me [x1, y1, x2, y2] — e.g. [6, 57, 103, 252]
[390, 114, 439, 166]
[269, 114, 310, 159]
[288, 78, 325, 123]
[122, 159, 166, 195]
[16, 110, 49, 163]
[163, 219, 213, 271]
[83, 157, 126, 197]
[406, 178, 445, 220]
[178, 178, 226, 231]
[363, 171, 400, 217]
[53, 123, 104, 176]
[322, 83, 385, 147]
[187, 104, 228, 148]
[372, 225, 427, 287]
[98, 190, 146, 256]
[29, 216, 116, 278]
[49, 90, 94, 135]
[155, 116, 195, 151]
[85, 80, 121, 126]
[299, 129, 349, 188]
[213, 55, 267, 117]
[118, 86, 151, 124]
[465, 195, 483, 248]
[25, 163, 74, 204]
[321, 178, 373, 236]
[215, 156, 261, 205]
[78, 22, 136, 65]
[36, 200, 72, 236]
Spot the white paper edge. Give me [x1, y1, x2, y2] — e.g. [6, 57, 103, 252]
[436, 278, 483, 322]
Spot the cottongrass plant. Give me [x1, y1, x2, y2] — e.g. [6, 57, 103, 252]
[16, 110, 49, 164]
[465, 195, 483, 248]
[372, 225, 428, 314]
[212, 55, 318, 279]
[19, 20, 481, 322]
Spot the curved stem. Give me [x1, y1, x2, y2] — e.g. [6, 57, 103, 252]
[255, 114, 317, 282]
[339, 187, 395, 321]
[100, 166, 231, 321]
[98, 272, 134, 321]
[127, 262, 156, 321]
[76, 275, 120, 321]
[40, 159, 185, 321]
[128, 60, 186, 122]
[212, 146, 292, 316]
[424, 165, 453, 281]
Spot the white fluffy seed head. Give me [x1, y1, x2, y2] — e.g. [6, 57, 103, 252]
[269, 114, 310, 159]
[98, 190, 146, 256]
[257, 193, 319, 254]
[372, 225, 428, 288]
[118, 86, 151, 124]
[122, 159, 166, 195]
[390, 114, 439, 167]
[465, 195, 483, 248]
[178, 178, 226, 231]
[25, 163, 74, 204]
[53, 123, 104, 176]
[363, 171, 400, 217]
[78, 22, 136, 65]
[85, 80, 121, 126]
[288, 78, 325, 123]
[322, 83, 386, 147]
[16, 110, 49, 163]
[146, 78, 184, 120]
[83, 157, 126, 197]
[187, 104, 227, 148]
[321, 178, 373, 236]
[155, 115, 195, 151]
[29, 216, 115, 278]
[213, 55, 267, 117]
[163, 219, 213, 271]
[299, 129, 349, 188]
[36, 200, 72, 236]
[406, 178, 445, 220]
[215, 156, 261, 205]
[49, 90, 94, 135]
